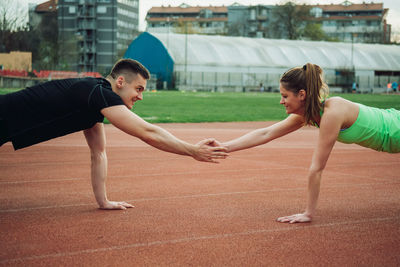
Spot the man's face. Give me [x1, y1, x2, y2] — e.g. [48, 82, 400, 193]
[116, 74, 147, 110]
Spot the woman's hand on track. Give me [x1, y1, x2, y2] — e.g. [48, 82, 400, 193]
[99, 201, 134, 210]
[276, 213, 312, 223]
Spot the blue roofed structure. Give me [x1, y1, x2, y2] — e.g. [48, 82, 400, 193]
[125, 32, 400, 92]
[124, 32, 174, 87]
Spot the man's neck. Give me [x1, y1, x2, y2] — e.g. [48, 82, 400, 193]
[105, 76, 117, 93]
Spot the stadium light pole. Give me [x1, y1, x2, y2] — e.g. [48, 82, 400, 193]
[351, 33, 354, 71]
[184, 21, 188, 86]
[351, 33, 357, 86]
[166, 16, 170, 90]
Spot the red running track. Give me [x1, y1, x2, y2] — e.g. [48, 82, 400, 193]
[0, 122, 399, 266]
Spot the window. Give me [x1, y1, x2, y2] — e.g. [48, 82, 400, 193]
[97, 6, 107, 14]
[119, 0, 138, 7]
[250, 9, 256, 20]
[310, 7, 323, 18]
[69, 6, 76, 14]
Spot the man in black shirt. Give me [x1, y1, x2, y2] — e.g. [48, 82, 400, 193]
[0, 59, 228, 210]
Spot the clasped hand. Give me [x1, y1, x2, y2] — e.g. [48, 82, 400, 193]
[193, 138, 228, 163]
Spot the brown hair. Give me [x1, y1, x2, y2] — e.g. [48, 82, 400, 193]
[109, 58, 150, 82]
[280, 63, 329, 125]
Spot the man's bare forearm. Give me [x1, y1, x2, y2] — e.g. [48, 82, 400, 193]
[90, 151, 108, 207]
[140, 125, 196, 156]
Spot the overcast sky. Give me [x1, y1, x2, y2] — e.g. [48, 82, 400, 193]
[25, 0, 400, 33]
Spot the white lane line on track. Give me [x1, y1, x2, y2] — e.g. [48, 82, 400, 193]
[1, 215, 398, 264]
[2, 157, 398, 185]
[0, 165, 303, 184]
[0, 188, 304, 213]
[0, 181, 399, 213]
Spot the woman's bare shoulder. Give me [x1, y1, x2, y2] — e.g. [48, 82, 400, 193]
[324, 97, 359, 127]
[325, 96, 349, 104]
[325, 96, 355, 109]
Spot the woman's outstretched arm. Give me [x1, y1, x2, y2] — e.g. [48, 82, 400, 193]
[222, 114, 304, 153]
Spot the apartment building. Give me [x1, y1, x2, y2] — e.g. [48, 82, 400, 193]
[146, 3, 228, 35]
[148, 1, 390, 43]
[228, 4, 274, 38]
[228, 1, 390, 43]
[48, 0, 139, 73]
[310, 1, 391, 43]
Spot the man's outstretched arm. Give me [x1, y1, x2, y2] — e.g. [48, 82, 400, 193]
[83, 123, 133, 210]
[101, 105, 228, 163]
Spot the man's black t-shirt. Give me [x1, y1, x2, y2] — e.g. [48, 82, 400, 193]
[0, 77, 124, 150]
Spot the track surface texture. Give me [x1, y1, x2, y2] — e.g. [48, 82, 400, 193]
[1, 122, 399, 266]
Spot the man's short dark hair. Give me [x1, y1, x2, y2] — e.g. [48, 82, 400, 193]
[109, 59, 150, 82]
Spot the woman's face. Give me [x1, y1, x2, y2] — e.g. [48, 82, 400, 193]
[279, 83, 306, 115]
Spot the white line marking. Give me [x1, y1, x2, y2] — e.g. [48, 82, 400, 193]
[1, 216, 398, 264]
[0, 188, 303, 212]
[0, 177, 85, 184]
[0, 181, 398, 213]
[0, 166, 302, 185]
[2, 158, 397, 185]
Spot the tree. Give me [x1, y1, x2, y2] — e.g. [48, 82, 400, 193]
[302, 23, 324, 40]
[269, 1, 311, 40]
[228, 21, 247, 36]
[173, 20, 199, 34]
[302, 22, 337, 41]
[34, 12, 59, 69]
[0, 0, 30, 52]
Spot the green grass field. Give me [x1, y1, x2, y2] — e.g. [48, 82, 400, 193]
[0, 88, 21, 95]
[1, 88, 399, 123]
[130, 91, 400, 123]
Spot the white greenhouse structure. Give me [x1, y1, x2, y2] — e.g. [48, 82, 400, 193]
[124, 32, 400, 93]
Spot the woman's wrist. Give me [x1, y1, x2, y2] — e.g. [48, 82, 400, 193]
[304, 211, 313, 218]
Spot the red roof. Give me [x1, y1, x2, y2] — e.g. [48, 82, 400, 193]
[148, 5, 227, 14]
[35, 0, 58, 13]
[312, 2, 383, 12]
[147, 17, 228, 22]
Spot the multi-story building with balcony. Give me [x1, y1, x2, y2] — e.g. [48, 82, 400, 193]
[145, 1, 391, 44]
[146, 3, 228, 35]
[228, 1, 391, 43]
[57, 0, 139, 73]
[228, 3, 274, 38]
[310, 1, 391, 43]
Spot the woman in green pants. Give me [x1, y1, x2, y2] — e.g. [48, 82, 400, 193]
[219, 63, 400, 223]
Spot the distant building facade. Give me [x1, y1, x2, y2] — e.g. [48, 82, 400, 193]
[310, 1, 391, 43]
[0, 51, 32, 72]
[31, 0, 139, 73]
[228, 1, 390, 43]
[228, 3, 274, 38]
[146, 1, 389, 43]
[146, 3, 228, 35]
[58, 0, 139, 73]
[29, 0, 58, 30]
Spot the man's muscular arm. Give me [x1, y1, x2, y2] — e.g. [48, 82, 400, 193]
[84, 123, 133, 210]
